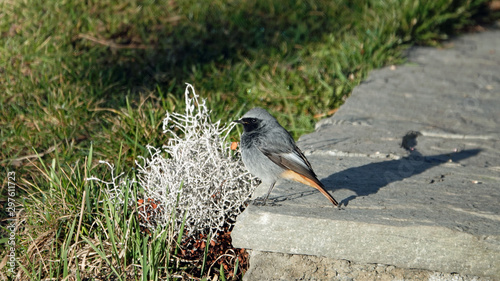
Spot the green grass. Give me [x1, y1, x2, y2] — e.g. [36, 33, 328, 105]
[0, 0, 496, 279]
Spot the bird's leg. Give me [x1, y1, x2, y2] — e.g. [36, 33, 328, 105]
[263, 181, 276, 204]
[253, 181, 276, 206]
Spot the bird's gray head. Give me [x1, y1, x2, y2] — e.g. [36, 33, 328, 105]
[233, 107, 278, 133]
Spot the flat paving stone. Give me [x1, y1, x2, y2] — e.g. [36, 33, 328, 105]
[232, 29, 500, 280]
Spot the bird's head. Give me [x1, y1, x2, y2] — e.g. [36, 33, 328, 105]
[233, 107, 277, 133]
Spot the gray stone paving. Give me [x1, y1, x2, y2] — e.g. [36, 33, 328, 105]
[232, 29, 500, 280]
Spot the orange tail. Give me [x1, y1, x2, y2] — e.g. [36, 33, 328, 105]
[282, 170, 339, 206]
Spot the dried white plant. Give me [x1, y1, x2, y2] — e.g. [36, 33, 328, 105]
[89, 83, 257, 239]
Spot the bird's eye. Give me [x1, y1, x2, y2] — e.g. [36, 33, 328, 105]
[250, 118, 257, 123]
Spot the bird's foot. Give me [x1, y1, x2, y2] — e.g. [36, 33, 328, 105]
[251, 197, 268, 206]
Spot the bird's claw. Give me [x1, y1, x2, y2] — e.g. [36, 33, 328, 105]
[251, 197, 268, 206]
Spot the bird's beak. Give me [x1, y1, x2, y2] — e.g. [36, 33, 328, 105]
[233, 119, 243, 124]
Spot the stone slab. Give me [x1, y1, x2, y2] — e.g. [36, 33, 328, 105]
[233, 155, 500, 278]
[232, 29, 500, 279]
[244, 251, 490, 281]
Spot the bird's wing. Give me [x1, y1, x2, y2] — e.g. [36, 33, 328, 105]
[259, 144, 319, 182]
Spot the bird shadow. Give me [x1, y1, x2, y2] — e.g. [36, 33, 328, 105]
[321, 148, 481, 206]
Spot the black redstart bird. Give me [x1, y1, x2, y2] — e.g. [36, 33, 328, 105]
[234, 107, 339, 206]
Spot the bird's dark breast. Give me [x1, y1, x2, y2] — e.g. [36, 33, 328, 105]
[240, 131, 259, 150]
